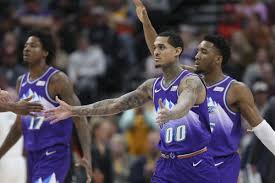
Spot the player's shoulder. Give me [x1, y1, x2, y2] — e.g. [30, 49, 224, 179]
[230, 80, 250, 92]
[144, 78, 157, 85]
[49, 70, 70, 84]
[228, 80, 252, 98]
[16, 74, 24, 85]
[48, 69, 74, 95]
[139, 78, 157, 90]
[138, 78, 158, 98]
[180, 73, 203, 87]
[16, 74, 25, 93]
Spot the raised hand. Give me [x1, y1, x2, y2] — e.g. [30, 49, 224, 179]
[156, 98, 172, 125]
[75, 158, 93, 183]
[12, 95, 43, 115]
[133, 0, 149, 23]
[44, 96, 73, 123]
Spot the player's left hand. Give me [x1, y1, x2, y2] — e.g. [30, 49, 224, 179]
[156, 99, 172, 125]
[76, 157, 93, 183]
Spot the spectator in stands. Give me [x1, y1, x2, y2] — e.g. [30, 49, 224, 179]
[110, 134, 133, 183]
[90, 117, 114, 183]
[0, 32, 26, 88]
[119, 103, 157, 156]
[129, 130, 160, 183]
[236, 0, 268, 23]
[243, 48, 270, 87]
[68, 33, 107, 104]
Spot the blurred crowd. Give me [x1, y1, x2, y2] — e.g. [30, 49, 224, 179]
[0, 0, 275, 183]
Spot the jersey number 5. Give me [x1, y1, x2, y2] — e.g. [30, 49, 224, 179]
[165, 125, 186, 143]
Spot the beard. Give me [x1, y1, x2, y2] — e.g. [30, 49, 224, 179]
[155, 64, 161, 68]
[195, 69, 203, 74]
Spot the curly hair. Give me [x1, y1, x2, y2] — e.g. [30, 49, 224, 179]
[27, 30, 56, 65]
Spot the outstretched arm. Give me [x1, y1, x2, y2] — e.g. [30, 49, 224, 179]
[45, 79, 155, 122]
[0, 78, 43, 114]
[49, 72, 92, 182]
[72, 79, 154, 116]
[134, 0, 157, 55]
[157, 76, 205, 124]
[233, 82, 275, 156]
[233, 82, 263, 127]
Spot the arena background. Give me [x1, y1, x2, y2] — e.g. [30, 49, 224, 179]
[0, 0, 274, 183]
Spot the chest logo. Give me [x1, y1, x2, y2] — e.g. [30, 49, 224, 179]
[171, 85, 178, 91]
[36, 80, 46, 86]
[21, 82, 27, 87]
[155, 88, 161, 93]
[213, 86, 224, 92]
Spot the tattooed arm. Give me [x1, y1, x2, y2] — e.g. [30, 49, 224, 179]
[174, 76, 205, 117]
[72, 79, 154, 116]
[157, 75, 205, 124]
[45, 79, 155, 122]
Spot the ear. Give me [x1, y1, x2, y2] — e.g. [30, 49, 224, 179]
[43, 51, 49, 57]
[215, 55, 222, 65]
[175, 47, 183, 57]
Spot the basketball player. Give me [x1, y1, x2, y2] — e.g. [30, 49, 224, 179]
[133, 1, 275, 182]
[45, 30, 220, 182]
[0, 89, 43, 115]
[0, 30, 92, 183]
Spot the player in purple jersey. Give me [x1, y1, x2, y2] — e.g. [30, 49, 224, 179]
[44, 30, 220, 182]
[0, 89, 43, 115]
[0, 30, 92, 183]
[133, 1, 275, 182]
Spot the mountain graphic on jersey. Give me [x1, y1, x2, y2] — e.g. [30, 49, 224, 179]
[35, 173, 57, 183]
[207, 97, 233, 134]
[207, 97, 218, 113]
[22, 88, 55, 110]
[156, 98, 175, 112]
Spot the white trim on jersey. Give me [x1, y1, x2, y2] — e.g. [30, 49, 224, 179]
[45, 70, 59, 104]
[223, 79, 236, 115]
[207, 76, 229, 89]
[27, 67, 52, 84]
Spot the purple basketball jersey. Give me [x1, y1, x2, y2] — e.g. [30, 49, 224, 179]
[207, 76, 242, 157]
[18, 67, 73, 151]
[153, 70, 211, 154]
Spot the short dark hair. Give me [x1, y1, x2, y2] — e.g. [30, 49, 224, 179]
[158, 31, 184, 55]
[204, 35, 231, 66]
[27, 30, 56, 65]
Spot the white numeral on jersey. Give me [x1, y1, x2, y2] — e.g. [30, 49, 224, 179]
[165, 128, 173, 143]
[165, 125, 186, 143]
[29, 116, 45, 130]
[176, 125, 186, 141]
[210, 122, 215, 133]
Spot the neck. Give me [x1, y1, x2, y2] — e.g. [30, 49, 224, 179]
[28, 62, 49, 80]
[162, 61, 182, 86]
[203, 67, 225, 86]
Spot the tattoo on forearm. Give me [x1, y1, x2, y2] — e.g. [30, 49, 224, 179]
[73, 99, 116, 116]
[73, 85, 151, 116]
